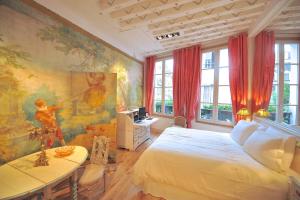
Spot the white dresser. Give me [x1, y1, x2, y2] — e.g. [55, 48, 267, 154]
[117, 110, 158, 151]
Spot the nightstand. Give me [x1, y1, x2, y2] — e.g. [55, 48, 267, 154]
[289, 176, 300, 200]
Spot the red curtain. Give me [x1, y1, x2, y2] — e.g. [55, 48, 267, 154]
[173, 45, 201, 128]
[228, 32, 248, 122]
[145, 56, 156, 115]
[252, 31, 275, 113]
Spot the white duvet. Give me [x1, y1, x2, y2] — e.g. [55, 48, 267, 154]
[133, 127, 289, 200]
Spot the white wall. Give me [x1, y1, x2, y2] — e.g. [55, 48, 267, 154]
[151, 116, 232, 134]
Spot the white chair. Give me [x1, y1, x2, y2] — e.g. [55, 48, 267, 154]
[79, 136, 110, 200]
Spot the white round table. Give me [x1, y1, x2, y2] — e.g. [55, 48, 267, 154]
[0, 146, 88, 200]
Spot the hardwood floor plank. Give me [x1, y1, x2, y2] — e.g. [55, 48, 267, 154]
[98, 133, 162, 200]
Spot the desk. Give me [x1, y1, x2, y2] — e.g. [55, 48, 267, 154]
[0, 146, 88, 200]
[117, 111, 158, 151]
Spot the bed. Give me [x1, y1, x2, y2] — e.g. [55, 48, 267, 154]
[133, 126, 291, 200]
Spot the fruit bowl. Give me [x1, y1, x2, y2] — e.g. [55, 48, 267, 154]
[55, 146, 75, 157]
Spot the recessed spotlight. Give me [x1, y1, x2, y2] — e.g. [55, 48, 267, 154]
[155, 32, 180, 40]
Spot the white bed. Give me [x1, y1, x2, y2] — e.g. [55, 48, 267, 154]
[133, 127, 290, 200]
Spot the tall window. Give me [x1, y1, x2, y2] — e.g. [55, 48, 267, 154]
[154, 58, 173, 115]
[199, 48, 233, 124]
[269, 42, 299, 125]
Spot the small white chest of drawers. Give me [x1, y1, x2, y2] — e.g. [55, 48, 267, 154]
[117, 110, 158, 151]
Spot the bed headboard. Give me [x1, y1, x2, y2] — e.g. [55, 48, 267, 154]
[253, 116, 300, 174]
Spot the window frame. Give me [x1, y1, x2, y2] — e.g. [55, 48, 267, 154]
[153, 56, 174, 116]
[269, 40, 300, 126]
[197, 46, 233, 126]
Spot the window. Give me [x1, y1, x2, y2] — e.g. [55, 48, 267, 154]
[268, 42, 299, 125]
[199, 48, 233, 124]
[154, 58, 173, 115]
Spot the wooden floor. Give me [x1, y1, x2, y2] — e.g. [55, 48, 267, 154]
[97, 132, 163, 200]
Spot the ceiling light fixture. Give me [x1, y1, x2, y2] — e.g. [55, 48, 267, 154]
[155, 31, 180, 40]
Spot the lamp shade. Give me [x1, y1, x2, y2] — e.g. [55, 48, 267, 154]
[256, 109, 270, 117]
[237, 108, 250, 116]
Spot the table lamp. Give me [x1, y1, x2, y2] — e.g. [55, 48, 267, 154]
[256, 108, 270, 118]
[237, 108, 250, 121]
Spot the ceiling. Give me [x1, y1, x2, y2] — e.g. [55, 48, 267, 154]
[34, 0, 300, 61]
[266, 0, 300, 38]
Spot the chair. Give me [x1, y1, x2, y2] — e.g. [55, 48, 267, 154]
[173, 116, 187, 128]
[79, 136, 110, 200]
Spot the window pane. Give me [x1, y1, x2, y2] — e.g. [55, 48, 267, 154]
[155, 61, 162, 74]
[269, 85, 278, 105]
[201, 86, 214, 103]
[165, 100, 173, 115]
[218, 104, 232, 122]
[218, 86, 231, 104]
[284, 44, 299, 64]
[165, 73, 173, 87]
[200, 103, 213, 120]
[201, 69, 214, 85]
[275, 44, 279, 64]
[284, 64, 298, 84]
[283, 105, 298, 125]
[154, 88, 162, 100]
[268, 105, 277, 121]
[165, 88, 173, 101]
[165, 59, 173, 73]
[154, 100, 162, 113]
[219, 49, 228, 67]
[202, 52, 215, 69]
[219, 67, 229, 85]
[273, 64, 279, 84]
[283, 84, 298, 105]
[155, 75, 162, 87]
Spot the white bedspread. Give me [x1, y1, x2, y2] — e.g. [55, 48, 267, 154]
[133, 127, 288, 200]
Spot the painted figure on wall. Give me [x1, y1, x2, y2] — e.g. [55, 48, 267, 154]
[84, 72, 106, 109]
[35, 98, 66, 147]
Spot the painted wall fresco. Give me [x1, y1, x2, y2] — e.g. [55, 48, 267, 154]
[0, 0, 143, 164]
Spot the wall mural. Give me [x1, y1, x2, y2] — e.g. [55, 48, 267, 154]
[0, 0, 143, 164]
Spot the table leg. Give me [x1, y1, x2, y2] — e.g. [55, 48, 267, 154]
[42, 186, 52, 200]
[70, 170, 78, 200]
[37, 193, 43, 200]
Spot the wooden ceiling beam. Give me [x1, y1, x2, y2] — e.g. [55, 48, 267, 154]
[119, 0, 240, 30]
[99, 0, 142, 14]
[150, 1, 266, 33]
[269, 26, 300, 31]
[162, 25, 249, 47]
[145, 30, 244, 55]
[110, 0, 196, 20]
[274, 12, 300, 20]
[270, 20, 300, 26]
[248, 0, 295, 37]
[154, 11, 261, 37]
[271, 16, 300, 24]
[283, 5, 300, 11]
[160, 20, 252, 45]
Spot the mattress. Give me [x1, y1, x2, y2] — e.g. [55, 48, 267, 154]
[133, 127, 289, 200]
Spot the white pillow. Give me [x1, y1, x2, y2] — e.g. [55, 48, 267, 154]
[265, 127, 296, 171]
[257, 124, 267, 131]
[231, 120, 259, 145]
[243, 130, 285, 172]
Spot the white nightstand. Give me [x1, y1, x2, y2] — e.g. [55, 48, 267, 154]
[289, 176, 300, 200]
